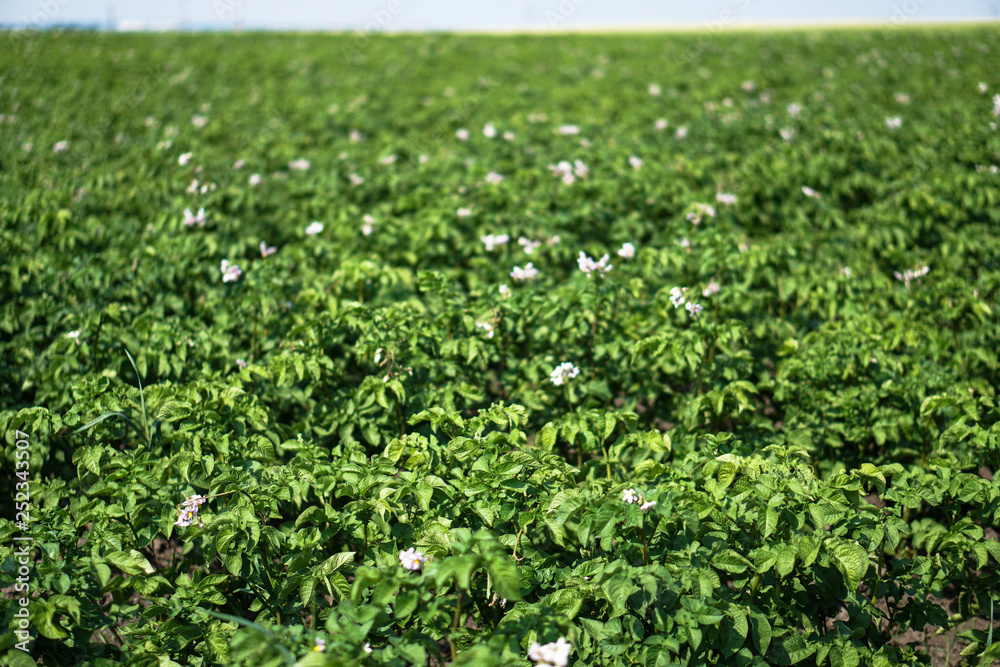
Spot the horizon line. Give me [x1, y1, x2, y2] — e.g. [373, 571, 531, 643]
[1, 16, 998, 34]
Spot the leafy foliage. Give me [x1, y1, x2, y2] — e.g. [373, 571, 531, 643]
[2, 25, 1000, 666]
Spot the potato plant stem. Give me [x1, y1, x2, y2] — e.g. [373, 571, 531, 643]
[449, 588, 464, 663]
[640, 520, 649, 567]
[587, 275, 603, 372]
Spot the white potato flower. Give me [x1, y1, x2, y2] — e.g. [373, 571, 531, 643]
[549, 362, 580, 386]
[399, 548, 426, 572]
[482, 233, 510, 251]
[528, 637, 572, 667]
[577, 251, 612, 277]
[669, 287, 687, 308]
[183, 207, 206, 227]
[220, 260, 242, 283]
[174, 494, 207, 528]
[511, 263, 539, 281]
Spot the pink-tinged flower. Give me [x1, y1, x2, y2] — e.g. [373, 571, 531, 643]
[503, 131, 515, 141]
[640, 500, 657, 512]
[312, 639, 326, 652]
[518, 237, 542, 255]
[674, 126, 688, 139]
[482, 233, 510, 251]
[510, 263, 539, 281]
[233, 159, 245, 170]
[399, 548, 426, 571]
[178, 152, 193, 166]
[289, 158, 310, 171]
[485, 171, 504, 184]
[678, 238, 691, 250]
[183, 207, 206, 227]
[260, 241, 277, 257]
[21, 143, 33, 152]
[483, 123, 497, 138]
[305, 221, 324, 236]
[457, 207, 473, 218]
[741, 80, 757, 92]
[578, 251, 613, 277]
[549, 161, 576, 185]
[894, 92, 911, 104]
[528, 637, 572, 667]
[499, 284, 511, 298]
[787, 102, 803, 118]
[221, 260, 242, 283]
[716, 192, 737, 206]
[348, 172, 365, 185]
[885, 116, 902, 129]
[455, 128, 470, 141]
[549, 160, 588, 185]
[622, 488, 639, 504]
[702, 281, 720, 297]
[685, 302, 703, 316]
[618, 242, 635, 259]
[841, 267, 852, 277]
[53, 140, 70, 153]
[780, 127, 795, 141]
[977, 82, 988, 94]
[558, 124, 580, 135]
[649, 83, 662, 96]
[549, 362, 580, 386]
[380, 154, 397, 165]
[686, 203, 716, 225]
[654, 118, 668, 131]
[629, 155, 643, 170]
[174, 494, 207, 528]
[350, 129, 366, 143]
[249, 173, 262, 186]
[802, 186, 820, 199]
[361, 214, 376, 236]
[66, 330, 81, 344]
[190, 114, 208, 128]
[993, 95, 1000, 118]
[236, 358, 247, 369]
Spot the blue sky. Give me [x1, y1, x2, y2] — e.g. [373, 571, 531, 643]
[2, 0, 998, 31]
